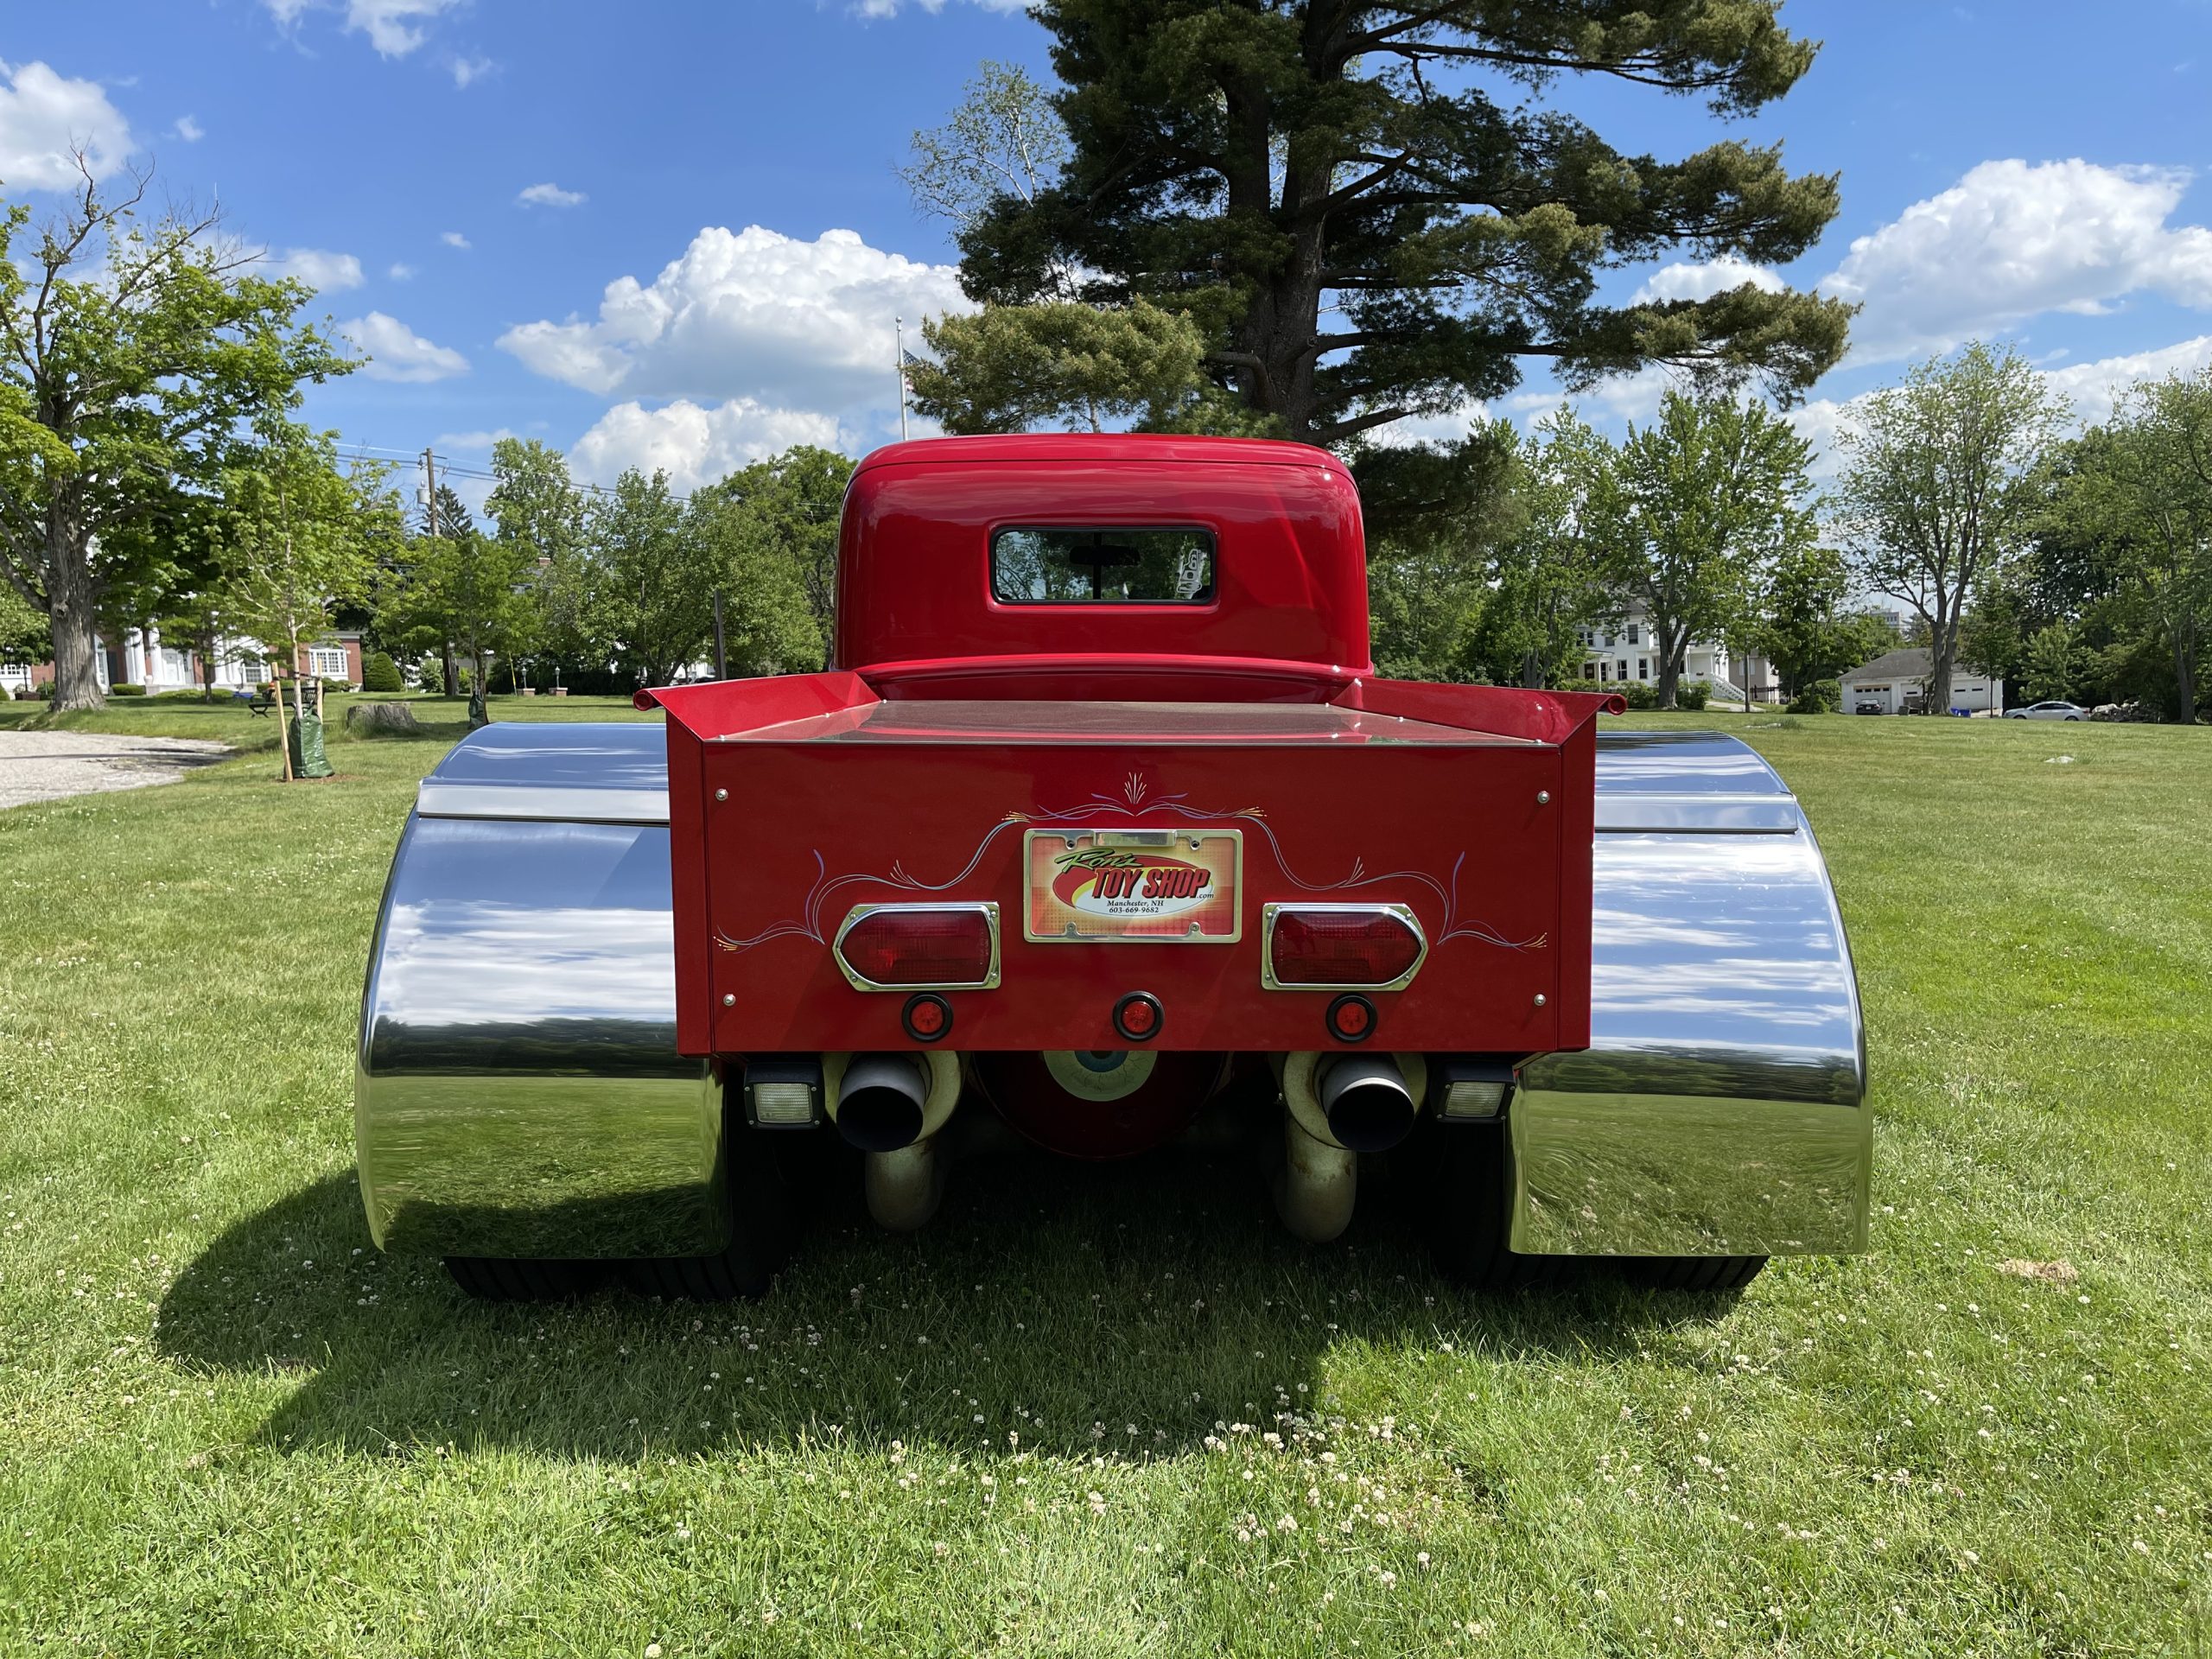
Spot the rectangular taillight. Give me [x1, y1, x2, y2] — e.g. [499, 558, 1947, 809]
[834, 903, 1001, 990]
[1262, 904, 1426, 990]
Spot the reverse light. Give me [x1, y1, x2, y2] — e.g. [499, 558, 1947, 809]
[1262, 904, 1426, 991]
[1432, 1056, 1516, 1121]
[835, 903, 1000, 991]
[744, 1057, 823, 1128]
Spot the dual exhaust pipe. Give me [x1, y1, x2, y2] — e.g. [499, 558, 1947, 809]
[779, 1046, 1429, 1244]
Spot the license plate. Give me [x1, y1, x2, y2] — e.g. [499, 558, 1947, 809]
[1023, 827, 1243, 944]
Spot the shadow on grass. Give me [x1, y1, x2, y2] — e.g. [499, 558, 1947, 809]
[157, 1147, 1746, 1463]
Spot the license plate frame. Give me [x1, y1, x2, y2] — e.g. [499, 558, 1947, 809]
[1022, 826, 1243, 944]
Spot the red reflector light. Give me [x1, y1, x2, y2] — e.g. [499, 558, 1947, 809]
[836, 905, 998, 989]
[1267, 906, 1425, 988]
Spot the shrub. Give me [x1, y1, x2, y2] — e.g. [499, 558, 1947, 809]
[415, 659, 445, 695]
[1618, 681, 1659, 711]
[150, 688, 212, 702]
[1789, 678, 1842, 715]
[111, 683, 146, 696]
[361, 651, 404, 694]
[1675, 680, 1709, 711]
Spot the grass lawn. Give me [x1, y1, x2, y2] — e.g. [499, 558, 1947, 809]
[1, 706, 2208, 1656]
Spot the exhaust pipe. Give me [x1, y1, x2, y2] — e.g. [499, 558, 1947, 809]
[1270, 1051, 1429, 1243]
[1317, 1053, 1417, 1153]
[824, 1051, 963, 1230]
[834, 1053, 930, 1151]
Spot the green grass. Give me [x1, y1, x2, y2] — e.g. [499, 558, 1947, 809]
[1, 710, 2208, 1656]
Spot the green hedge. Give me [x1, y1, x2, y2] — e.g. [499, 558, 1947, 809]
[361, 651, 404, 694]
[1789, 678, 1842, 715]
[110, 683, 146, 697]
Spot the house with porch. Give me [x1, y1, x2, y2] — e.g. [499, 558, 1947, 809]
[1, 628, 364, 697]
[1577, 602, 1777, 703]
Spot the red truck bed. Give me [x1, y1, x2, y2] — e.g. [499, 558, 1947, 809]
[645, 672, 1612, 1060]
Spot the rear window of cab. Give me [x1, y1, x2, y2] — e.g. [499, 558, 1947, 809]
[990, 526, 1217, 604]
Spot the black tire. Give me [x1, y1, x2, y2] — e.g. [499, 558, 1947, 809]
[1616, 1255, 1767, 1293]
[1410, 1116, 1558, 1291]
[443, 1255, 587, 1301]
[621, 1118, 800, 1301]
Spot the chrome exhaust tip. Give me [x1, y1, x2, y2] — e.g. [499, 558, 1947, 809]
[834, 1053, 929, 1152]
[1318, 1053, 1417, 1153]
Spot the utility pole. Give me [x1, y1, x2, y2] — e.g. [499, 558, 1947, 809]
[713, 588, 728, 681]
[423, 446, 458, 698]
[895, 315, 910, 442]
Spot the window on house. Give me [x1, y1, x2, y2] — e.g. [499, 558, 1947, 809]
[1627, 624, 1640, 645]
[1581, 662, 1597, 680]
[309, 647, 350, 678]
[1638, 658, 1649, 680]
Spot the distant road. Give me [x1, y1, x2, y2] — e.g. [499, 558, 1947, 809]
[0, 730, 231, 810]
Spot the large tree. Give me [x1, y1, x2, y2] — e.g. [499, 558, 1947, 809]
[584, 468, 717, 688]
[921, 2, 1849, 467]
[0, 165, 353, 709]
[694, 446, 855, 658]
[1756, 542, 1897, 699]
[1459, 409, 1616, 687]
[1588, 389, 1815, 707]
[2066, 372, 2212, 722]
[1830, 341, 2070, 715]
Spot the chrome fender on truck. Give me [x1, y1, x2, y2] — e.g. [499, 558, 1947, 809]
[356, 724, 1868, 1260]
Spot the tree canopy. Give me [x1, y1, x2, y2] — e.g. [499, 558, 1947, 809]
[917, 1, 1850, 476]
[1830, 341, 2071, 714]
[0, 166, 353, 708]
[1588, 388, 1815, 705]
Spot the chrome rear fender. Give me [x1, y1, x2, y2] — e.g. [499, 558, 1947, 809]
[1510, 731, 1869, 1256]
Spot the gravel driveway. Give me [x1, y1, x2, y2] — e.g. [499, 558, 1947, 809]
[0, 730, 232, 810]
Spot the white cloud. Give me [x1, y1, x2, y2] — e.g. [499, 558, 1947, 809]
[569, 399, 843, 493]
[440, 230, 470, 249]
[1820, 159, 2212, 361]
[263, 0, 463, 58]
[172, 114, 205, 143]
[0, 60, 133, 188]
[1368, 398, 1490, 449]
[517, 181, 586, 208]
[450, 55, 493, 89]
[340, 311, 470, 382]
[389, 261, 416, 280]
[499, 225, 971, 412]
[435, 428, 520, 450]
[2039, 334, 2212, 425]
[264, 247, 365, 292]
[1630, 254, 1784, 306]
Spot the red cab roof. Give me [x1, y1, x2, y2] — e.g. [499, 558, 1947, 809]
[836, 434, 1371, 677]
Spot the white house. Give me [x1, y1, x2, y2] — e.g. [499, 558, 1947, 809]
[2, 626, 362, 697]
[1577, 601, 1777, 702]
[1840, 646, 2003, 715]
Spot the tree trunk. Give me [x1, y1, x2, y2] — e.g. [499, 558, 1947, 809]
[1520, 647, 1546, 690]
[442, 639, 459, 696]
[1655, 624, 1684, 709]
[2176, 626, 2198, 726]
[1927, 643, 1955, 715]
[44, 504, 105, 711]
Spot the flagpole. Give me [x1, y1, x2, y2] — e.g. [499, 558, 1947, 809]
[895, 315, 910, 441]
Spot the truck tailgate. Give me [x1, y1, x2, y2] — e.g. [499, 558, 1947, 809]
[648, 678, 1610, 1057]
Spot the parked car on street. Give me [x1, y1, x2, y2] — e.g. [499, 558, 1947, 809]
[1853, 700, 1885, 715]
[2006, 701, 2088, 721]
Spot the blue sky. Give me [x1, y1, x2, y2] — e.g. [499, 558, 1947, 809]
[6, 0, 2210, 498]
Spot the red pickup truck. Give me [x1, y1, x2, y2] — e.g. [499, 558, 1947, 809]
[359, 435, 1867, 1301]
